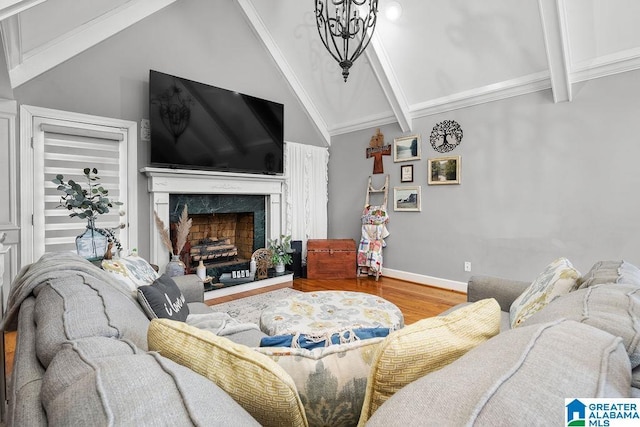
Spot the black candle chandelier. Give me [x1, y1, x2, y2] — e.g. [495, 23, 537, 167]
[314, 0, 379, 82]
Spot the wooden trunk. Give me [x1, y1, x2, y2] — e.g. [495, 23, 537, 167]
[306, 239, 357, 279]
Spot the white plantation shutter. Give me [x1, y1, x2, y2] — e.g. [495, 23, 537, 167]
[21, 106, 137, 265]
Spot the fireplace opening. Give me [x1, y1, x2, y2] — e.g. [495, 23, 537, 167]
[173, 212, 254, 276]
[169, 193, 267, 287]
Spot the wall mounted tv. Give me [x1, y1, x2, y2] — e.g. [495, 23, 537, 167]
[149, 70, 284, 175]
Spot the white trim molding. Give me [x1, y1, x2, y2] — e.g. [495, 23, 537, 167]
[381, 267, 468, 294]
[6, 0, 177, 88]
[236, 0, 330, 147]
[19, 105, 138, 266]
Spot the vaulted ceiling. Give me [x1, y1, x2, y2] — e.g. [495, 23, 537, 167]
[1, 0, 639, 146]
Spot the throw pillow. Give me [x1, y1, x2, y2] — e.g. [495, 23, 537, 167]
[148, 318, 307, 427]
[509, 257, 581, 328]
[254, 337, 385, 427]
[578, 260, 640, 289]
[358, 298, 501, 424]
[101, 255, 159, 294]
[137, 274, 189, 322]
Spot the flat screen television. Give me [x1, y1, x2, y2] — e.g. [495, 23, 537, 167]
[149, 70, 284, 174]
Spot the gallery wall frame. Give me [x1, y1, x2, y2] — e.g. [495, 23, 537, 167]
[393, 134, 421, 162]
[393, 186, 421, 212]
[428, 156, 461, 185]
[400, 164, 413, 182]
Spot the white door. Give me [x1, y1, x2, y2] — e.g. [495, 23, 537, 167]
[20, 105, 138, 265]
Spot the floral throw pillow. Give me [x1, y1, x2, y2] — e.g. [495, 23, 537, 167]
[509, 257, 581, 328]
[101, 255, 159, 294]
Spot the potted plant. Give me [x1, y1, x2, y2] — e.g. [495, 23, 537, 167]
[268, 234, 293, 273]
[52, 168, 123, 261]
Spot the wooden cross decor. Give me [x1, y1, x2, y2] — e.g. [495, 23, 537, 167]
[366, 128, 391, 174]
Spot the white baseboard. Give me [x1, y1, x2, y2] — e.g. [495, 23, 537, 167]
[381, 268, 468, 293]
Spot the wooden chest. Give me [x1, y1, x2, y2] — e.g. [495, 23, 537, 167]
[306, 239, 357, 279]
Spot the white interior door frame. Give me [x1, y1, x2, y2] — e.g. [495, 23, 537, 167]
[19, 105, 138, 266]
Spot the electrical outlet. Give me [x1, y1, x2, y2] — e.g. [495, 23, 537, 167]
[464, 261, 471, 272]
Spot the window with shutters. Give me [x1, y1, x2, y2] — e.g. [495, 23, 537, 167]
[20, 106, 138, 265]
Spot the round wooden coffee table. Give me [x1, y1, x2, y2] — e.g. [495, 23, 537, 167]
[259, 290, 404, 336]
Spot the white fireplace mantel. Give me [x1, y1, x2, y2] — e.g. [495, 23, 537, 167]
[141, 167, 286, 272]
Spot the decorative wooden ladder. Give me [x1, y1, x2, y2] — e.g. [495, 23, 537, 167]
[358, 175, 389, 280]
[364, 175, 389, 209]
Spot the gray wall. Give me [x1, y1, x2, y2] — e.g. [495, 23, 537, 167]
[12, 0, 325, 259]
[328, 70, 640, 283]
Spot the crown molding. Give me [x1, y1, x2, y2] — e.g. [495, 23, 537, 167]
[571, 47, 640, 83]
[410, 72, 551, 119]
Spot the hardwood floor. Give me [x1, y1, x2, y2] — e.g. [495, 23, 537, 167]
[4, 276, 467, 379]
[292, 276, 466, 325]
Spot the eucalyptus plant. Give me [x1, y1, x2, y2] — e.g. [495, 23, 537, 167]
[52, 167, 122, 221]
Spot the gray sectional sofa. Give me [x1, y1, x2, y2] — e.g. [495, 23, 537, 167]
[3, 252, 263, 426]
[368, 260, 640, 425]
[3, 253, 640, 426]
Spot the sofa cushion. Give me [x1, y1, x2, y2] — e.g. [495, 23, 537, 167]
[523, 282, 640, 372]
[33, 274, 150, 368]
[137, 274, 189, 321]
[359, 298, 501, 424]
[41, 336, 260, 426]
[254, 337, 384, 427]
[579, 260, 640, 289]
[148, 318, 307, 427]
[509, 257, 581, 328]
[101, 255, 159, 294]
[366, 319, 631, 426]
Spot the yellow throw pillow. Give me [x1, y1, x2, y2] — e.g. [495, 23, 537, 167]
[148, 319, 308, 427]
[358, 298, 501, 425]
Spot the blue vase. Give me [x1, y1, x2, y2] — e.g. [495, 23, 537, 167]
[75, 218, 108, 261]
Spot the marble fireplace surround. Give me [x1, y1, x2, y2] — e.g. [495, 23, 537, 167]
[142, 167, 292, 299]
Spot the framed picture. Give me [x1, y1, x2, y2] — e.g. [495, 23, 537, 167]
[428, 156, 461, 185]
[394, 186, 421, 212]
[393, 135, 421, 162]
[400, 164, 413, 183]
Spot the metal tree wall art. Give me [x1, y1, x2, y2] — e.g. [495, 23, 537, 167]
[429, 120, 463, 153]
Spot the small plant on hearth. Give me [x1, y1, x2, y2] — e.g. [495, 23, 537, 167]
[268, 234, 293, 267]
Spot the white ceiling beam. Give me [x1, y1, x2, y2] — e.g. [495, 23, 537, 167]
[236, 0, 330, 146]
[7, 0, 178, 88]
[538, 0, 572, 102]
[365, 32, 412, 132]
[0, 0, 46, 21]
